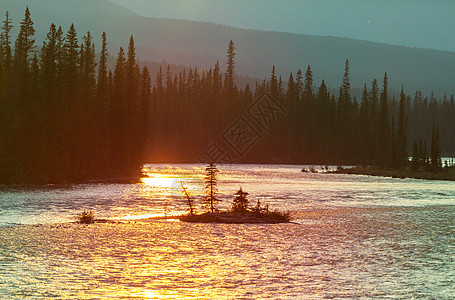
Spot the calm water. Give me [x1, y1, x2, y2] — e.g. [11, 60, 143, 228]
[0, 164, 454, 299]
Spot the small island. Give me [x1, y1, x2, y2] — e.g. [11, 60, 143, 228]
[77, 163, 292, 225]
[178, 163, 291, 224]
[179, 211, 290, 224]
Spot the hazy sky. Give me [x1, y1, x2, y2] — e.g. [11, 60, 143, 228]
[109, 0, 455, 52]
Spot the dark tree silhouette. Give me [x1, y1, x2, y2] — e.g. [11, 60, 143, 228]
[203, 163, 219, 213]
[232, 187, 249, 212]
[396, 86, 408, 168]
[224, 40, 236, 101]
[1, 7, 455, 184]
[378, 72, 390, 167]
[97, 32, 108, 98]
[430, 123, 442, 170]
[411, 141, 419, 171]
[303, 65, 314, 100]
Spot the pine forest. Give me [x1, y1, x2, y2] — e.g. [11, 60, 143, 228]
[0, 9, 454, 183]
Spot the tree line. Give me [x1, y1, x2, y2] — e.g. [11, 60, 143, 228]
[150, 47, 450, 170]
[0, 8, 453, 183]
[0, 8, 150, 183]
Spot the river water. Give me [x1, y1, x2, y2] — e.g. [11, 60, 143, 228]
[1, 164, 454, 299]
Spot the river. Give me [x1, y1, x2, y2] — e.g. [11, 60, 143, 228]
[1, 164, 454, 299]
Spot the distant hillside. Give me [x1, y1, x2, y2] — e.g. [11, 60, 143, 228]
[109, 0, 455, 52]
[4, 0, 455, 96]
[7, 0, 137, 18]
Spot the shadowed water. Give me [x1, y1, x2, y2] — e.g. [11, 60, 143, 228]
[1, 164, 454, 299]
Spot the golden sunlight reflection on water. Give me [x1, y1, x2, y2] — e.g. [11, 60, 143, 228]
[141, 176, 177, 188]
[141, 167, 204, 193]
[2, 205, 454, 299]
[1, 164, 455, 298]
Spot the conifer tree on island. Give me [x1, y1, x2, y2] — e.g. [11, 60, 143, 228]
[203, 163, 220, 213]
[232, 187, 249, 212]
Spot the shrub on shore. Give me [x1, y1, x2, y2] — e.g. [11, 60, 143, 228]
[264, 209, 291, 222]
[78, 210, 95, 224]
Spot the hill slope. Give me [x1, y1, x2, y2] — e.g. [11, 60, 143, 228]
[4, 0, 455, 96]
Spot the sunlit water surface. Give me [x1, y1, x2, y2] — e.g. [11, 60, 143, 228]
[0, 164, 454, 299]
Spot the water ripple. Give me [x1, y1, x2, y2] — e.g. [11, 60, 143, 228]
[1, 164, 454, 298]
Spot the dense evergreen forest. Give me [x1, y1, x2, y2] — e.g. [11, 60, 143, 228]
[0, 9, 453, 183]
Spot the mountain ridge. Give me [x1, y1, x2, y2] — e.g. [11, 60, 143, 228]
[107, 0, 455, 52]
[4, 0, 455, 96]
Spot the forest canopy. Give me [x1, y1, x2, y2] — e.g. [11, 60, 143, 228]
[0, 8, 453, 184]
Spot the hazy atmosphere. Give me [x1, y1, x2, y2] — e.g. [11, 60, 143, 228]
[5, 0, 455, 96]
[1, 1, 455, 299]
[110, 0, 455, 51]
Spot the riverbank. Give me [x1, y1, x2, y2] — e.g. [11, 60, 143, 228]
[333, 166, 455, 181]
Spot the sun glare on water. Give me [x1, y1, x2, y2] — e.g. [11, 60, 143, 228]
[141, 175, 178, 188]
